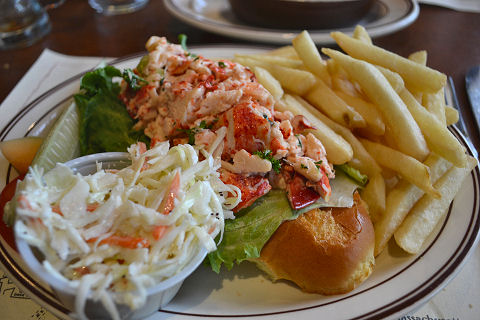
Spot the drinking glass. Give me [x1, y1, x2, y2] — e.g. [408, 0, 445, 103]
[0, 0, 53, 50]
[88, 0, 149, 15]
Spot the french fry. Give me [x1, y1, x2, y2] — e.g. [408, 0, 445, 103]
[322, 48, 429, 161]
[381, 123, 398, 149]
[235, 56, 316, 96]
[280, 94, 353, 164]
[329, 60, 364, 97]
[262, 45, 299, 59]
[375, 65, 405, 93]
[234, 53, 304, 69]
[394, 156, 477, 254]
[445, 105, 459, 126]
[292, 30, 331, 85]
[294, 95, 382, 177]
[305, 77, 366, 129]
[270, 64, 317, 95]
[335, 90, 385, 136]
[340, 144, 381, 178]
[233, 56, 268, 70]
[360, 172, 386, 224]
[407, 51, 426, 101]
[399, 88, 467, 168]
[360, 138, 440, 198]
[332, 76, 360, 98]
[252, 66, 283, 101]
[422, 88, 447, 126]
[408, 50, 427, 65]
[352, 25, 372, 45]
[326, 58, 343, 76]
[374, 154, 452, 256]
[330, 31, 447, 93]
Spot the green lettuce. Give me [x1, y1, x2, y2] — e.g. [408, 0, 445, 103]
[74, 66, 150, 155]
[335, 163, 369, 187]
[207, 190, 294, 273]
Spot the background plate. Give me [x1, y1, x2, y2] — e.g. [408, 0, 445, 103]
[164, 0, 419, 45]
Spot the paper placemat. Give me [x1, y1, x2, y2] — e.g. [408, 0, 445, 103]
[0, 49, 479, 320]
[419, 0, 480, 13]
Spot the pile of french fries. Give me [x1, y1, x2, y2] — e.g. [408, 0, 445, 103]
[233, 26, 477, 257]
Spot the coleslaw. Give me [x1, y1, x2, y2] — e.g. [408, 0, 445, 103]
[13, 139, 240, 319]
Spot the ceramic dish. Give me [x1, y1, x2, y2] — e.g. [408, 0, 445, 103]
[163, 0, 419, 45]
[1, 46, 479, 320]
[227, 0, 375, 30]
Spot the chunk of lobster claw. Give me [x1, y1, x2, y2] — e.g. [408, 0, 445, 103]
[286, 173, 321, 210]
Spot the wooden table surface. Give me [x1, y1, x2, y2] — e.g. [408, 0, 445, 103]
[1, 1, 480, 148]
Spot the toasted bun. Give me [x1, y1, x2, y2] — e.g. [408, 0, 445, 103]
[254, 192, 375, 295]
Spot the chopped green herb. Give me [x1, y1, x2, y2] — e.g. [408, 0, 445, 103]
[177, 127, 197, 145]
[199, 119, 217, 129]
[262, 114, 275, 126]
[254, 149, 281, 173]
[122, 69, 148, 91]
[187, 130, 196, 145]
[178, 34, 188, 52]
[178, 119, 216, 145]
[199, 120, 208, 129]
[300, 164, 308, 169]
[295, 134, 303, 148]
[218, 61, 226, 68]
[136, 55, 149, 77]
[178, 34, 198, 59]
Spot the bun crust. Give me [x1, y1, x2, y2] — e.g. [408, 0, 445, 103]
[254, 192, 375, 294]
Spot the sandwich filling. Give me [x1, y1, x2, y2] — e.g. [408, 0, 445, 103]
[120, 36, 336, 211]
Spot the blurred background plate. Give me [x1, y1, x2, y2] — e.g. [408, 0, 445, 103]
[227, 0, 376, 30]
[164, 0, 419, 45]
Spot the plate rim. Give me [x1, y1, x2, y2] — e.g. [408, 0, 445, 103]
[163, 0, 419, 45]
[0, 47, 479, 320]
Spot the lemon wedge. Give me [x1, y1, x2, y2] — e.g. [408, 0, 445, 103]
[31, 101, 81, 172]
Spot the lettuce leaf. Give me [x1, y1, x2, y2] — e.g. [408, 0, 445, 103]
[207, 189, 293, 273]
[335, 163, 369, 187]
[74, 66, 150, 155]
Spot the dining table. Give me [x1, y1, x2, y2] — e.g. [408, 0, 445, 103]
[0, 1, 479, 319]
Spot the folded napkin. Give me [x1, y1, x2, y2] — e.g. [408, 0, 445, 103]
[0, 49, 479, 320]
[418, 0, 480, 13]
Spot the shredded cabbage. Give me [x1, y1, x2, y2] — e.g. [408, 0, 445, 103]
[14, 141, 240, 320]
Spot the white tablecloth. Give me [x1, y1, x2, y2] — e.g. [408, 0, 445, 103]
[0, 49, 479, 320]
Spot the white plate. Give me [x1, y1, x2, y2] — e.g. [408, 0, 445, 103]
[1, 46, 479, 320]
[164, 0, 419, 45]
